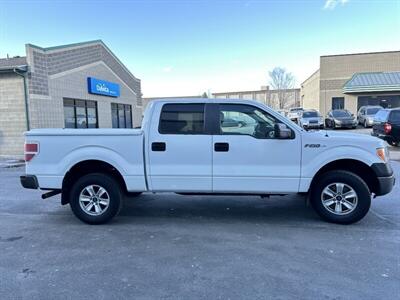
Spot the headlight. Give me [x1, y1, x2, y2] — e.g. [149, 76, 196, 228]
[335, 119, 342, 124]
[376, 147, 389, 162]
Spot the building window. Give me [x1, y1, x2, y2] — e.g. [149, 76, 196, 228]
[63, 99, 98, 128]
[111, 103, 132, 128]
[159, 104, 205, 134]
[332, 97, 344, 110]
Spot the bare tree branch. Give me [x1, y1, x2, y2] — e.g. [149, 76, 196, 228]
[268, 67, 295, 109]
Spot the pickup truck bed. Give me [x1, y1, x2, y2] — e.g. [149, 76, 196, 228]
[25, 129, 147, 192]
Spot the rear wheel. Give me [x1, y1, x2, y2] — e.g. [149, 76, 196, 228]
[310, 170, 371, 224]
[69, 173, 122, 224]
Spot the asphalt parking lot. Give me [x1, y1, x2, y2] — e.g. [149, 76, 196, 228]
[0, 161, 399, 299]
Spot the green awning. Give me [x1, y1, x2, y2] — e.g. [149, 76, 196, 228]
[343, 72, 400, 93]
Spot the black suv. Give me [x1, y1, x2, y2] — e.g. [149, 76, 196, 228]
[372, 108, 400, 147]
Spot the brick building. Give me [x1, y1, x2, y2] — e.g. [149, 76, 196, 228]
[301, 51, 400, 116]
[0, 40, 142, 156]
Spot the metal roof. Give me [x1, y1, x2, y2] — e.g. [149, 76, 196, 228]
[343, 72, 400, 93]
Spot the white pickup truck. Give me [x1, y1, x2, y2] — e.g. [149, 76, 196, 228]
[21, 99, 395, 225]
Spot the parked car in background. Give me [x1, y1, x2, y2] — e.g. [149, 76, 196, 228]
[372, 108, 400, 147]
[221, 118, 241, 128]
[276, 109, 287, 117]
[287, 107, 304, 122]
[299, 110, 324, 130]
[358, 105, 383, 128]
[325, 109, 357, 129]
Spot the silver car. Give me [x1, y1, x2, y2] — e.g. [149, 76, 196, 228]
[357, 105, 382, 128]
[299, 109, 324, 130]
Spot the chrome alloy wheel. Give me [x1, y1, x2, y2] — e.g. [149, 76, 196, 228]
[79, 185, 110, 216]
[321, 183, 358, 215]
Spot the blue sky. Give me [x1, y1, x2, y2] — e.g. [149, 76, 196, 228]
[1, 0, 399, 97]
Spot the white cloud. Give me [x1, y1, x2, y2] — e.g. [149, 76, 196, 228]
[323, 0, 349, 10]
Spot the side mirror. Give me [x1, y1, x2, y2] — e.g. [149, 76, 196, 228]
[274, 123, 292, 139]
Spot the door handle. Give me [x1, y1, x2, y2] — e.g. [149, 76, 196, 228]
[214, 142, 229, 152]
[152, 142, 166, 152]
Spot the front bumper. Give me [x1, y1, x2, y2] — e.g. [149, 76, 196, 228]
[335, 122, 357, 128]
[303, 123, 324, 129]
[371, 163, 395, 196]
[20, 175, 39, 189]
[376, 175, 395, 196]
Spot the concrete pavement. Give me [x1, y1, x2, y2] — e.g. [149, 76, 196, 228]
[0, 163, 399, 299]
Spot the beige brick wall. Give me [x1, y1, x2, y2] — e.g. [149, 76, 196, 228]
[320, 51, 400, 79]
[301, 70, 320, 110]
[0, 73, 27, 156]
[32, 61, 141, 129]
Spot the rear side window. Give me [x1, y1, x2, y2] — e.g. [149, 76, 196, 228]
[159, 104, 205, 134]
[389, 110, 400, 123]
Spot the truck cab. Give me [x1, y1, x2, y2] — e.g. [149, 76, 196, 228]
[21, 99, 395, 225]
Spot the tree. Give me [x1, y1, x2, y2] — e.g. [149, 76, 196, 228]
[268, 67, 295, 109]
[201, 92, 208, 98]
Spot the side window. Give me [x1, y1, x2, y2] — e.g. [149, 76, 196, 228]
[159, 104, 205, 134]
[219, 104, 282, 139]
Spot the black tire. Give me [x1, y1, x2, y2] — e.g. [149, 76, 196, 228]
[310, 170, 371, 224]
[69, 173, 122, 224]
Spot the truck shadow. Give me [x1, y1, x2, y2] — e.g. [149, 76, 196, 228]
[117, 193, 321, 225]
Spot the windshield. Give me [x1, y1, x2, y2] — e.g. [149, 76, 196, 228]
[366, 107, 381, 115]
[302, 111, 319, 118]
[332, 110, 351, 117]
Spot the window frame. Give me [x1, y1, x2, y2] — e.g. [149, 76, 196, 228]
[63, 98, 98, 129]
[158, 103, 207, 135]
[111, 103, 133, 128]
[332, 97, 345, 110]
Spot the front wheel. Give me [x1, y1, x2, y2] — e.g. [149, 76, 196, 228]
[69, 173, 122, 224]
[310, 170, 371, 224]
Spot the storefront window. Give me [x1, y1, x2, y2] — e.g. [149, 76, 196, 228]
[63, 99, 98, 128]
[111, 103, 133, 128]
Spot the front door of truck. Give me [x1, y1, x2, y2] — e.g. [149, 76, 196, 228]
[148, 103, 212, 192]
[212, 104, 301, 193]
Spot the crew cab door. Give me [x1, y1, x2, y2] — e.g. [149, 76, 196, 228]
[147, 103, 212, 192]
[212, 104, 301, 193]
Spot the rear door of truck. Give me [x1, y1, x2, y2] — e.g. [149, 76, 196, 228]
[147, 102, 212, 192]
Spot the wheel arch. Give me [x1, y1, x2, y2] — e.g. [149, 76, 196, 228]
[309, 159, 379, 195]
[61, 160, 127, 205]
